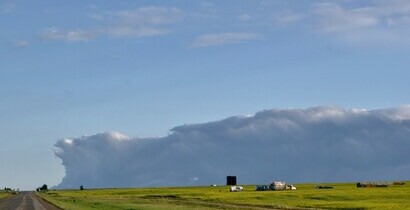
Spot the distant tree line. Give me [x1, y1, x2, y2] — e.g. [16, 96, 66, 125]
[36, 184, 48, 192]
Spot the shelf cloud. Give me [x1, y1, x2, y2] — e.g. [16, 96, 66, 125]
[54, 106, 410, 188]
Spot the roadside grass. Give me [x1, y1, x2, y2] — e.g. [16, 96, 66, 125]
[0, 191, 11, 200]
[38, 181, 410, 210]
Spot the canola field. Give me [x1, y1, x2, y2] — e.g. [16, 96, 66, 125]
[38, 181, 410, 210]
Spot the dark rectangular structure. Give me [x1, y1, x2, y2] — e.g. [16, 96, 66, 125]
[226, 176, 237, 186]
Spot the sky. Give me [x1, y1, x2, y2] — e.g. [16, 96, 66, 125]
[1, 0, 410, 190]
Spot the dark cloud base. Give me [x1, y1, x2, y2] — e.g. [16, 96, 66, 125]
[54, 106, 410, 189]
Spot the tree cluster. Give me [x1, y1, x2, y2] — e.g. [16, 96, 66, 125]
[36, 184, 48, 192]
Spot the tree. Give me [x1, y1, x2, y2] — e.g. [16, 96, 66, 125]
[80, 185, 84, 190]
[42, 184, 48, 191]
[37, 184, 48, 192]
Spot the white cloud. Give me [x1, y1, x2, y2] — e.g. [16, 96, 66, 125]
[41, 28, 95, 42]
[238, 13, 252, 22]
[312, 1, 410, 45]
[54, 106, 410, 189]
[87, 4, 98, 10]
[87, 13, 104, 21]
[41, 7, 183, 42]
[314, 3, 379, 33]
[191, 32, 260, 48]
[102, 7, 182, 38]
[112, 7, 183, 25]
[16, 40, 29, 47]
[201, 2, 214, 7]
[105, 26, 169, 38]
[273, 11, 304, 25]
[380, 105, 410, 121]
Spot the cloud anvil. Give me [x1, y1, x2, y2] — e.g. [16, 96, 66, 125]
[54, 106, 410, 189]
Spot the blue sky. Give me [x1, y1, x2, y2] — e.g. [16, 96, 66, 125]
[1, 0, 410, 189]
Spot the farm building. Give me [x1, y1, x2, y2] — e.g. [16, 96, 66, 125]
[256, 181, 296, 191]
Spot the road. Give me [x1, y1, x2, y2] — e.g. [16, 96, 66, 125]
[0, 192, 61, 210]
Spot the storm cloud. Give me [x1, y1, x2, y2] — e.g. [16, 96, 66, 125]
[54, 106, 410, 189]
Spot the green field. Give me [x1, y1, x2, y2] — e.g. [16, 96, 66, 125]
[38, 182, 410, 210]
[0, 191, 11, 200]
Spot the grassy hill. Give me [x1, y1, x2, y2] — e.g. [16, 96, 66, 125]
[37, 181, 410, 210]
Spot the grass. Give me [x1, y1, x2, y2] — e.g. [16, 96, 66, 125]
[37, 181, 410, 210]
[0, 190, 11, 200]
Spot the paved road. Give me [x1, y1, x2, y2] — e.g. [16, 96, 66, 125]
[0, 192, 61, 210]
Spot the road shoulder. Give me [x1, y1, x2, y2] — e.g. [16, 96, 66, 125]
[33, 193, 63, 210]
